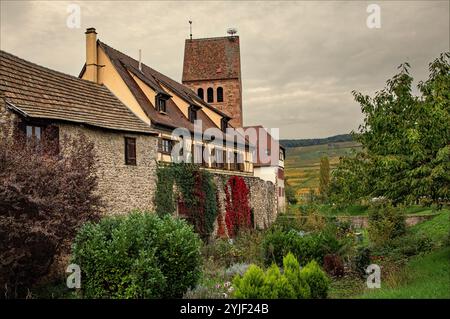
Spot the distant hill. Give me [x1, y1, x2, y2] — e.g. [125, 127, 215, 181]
[280, 134, 354, 148]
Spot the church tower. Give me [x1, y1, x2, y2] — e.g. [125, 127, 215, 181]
[182, 34, 243, 128]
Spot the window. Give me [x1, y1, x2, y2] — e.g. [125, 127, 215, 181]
[220, 118, 228, 133]
[26, 125, 42, 140]
[217, 87, 223, 102]
[279, 149, 285, 161]
[207, 87, 214, 103]
[278, 168, 284, 180]
[197, 88, 204, 100]
[188, 105, 197, 123]
[159, 138, 173, 154]
[125, 137, 136, 165]
[155, 95, 167, 113]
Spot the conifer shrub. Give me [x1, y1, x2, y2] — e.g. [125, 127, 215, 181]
[71, 211, 202, 298]
[233, 253, 329, 299]
[300, 260, 330, 298]
[233, 253, 330, 299]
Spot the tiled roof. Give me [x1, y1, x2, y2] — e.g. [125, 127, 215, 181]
[182, 36, 241, 82]
[0, 50, 155, 135]
[98, 41, 243, 140]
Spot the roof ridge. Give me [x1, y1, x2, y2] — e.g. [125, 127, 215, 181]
[185, 36, 239, 42]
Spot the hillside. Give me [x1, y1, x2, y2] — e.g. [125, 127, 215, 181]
[280, 134, 354, 148]
[285, 140, 362, 201]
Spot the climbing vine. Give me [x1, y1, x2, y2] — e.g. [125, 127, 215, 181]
[224, 176, 251, 237]
[154, 163, 218, 240]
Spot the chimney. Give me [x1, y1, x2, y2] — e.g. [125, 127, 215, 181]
[85, 27, 98, 83]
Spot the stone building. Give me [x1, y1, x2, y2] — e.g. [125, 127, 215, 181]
[182, 36, 243, 128]
[0, 50, 159, 215]
[0, 27, 282, 231]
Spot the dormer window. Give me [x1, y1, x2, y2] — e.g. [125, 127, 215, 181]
[220, 118, 229, 133]
[188, 105, 199, 123]
[155, 94, 167, 113]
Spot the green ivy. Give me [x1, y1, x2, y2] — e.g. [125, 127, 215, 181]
[154, 163, 218, 240]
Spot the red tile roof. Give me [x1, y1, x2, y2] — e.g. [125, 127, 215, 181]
[0, 50, 156, 135]
[182, 36, 241, 82]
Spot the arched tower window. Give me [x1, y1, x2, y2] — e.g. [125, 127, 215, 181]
[217, 87, 224, 102]
[207, 87, 214, 103]
[197, 88, 204, 100]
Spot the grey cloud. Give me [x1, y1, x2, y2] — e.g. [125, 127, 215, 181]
[1, 1, 448, 139]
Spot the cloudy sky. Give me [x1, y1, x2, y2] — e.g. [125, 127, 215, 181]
[1, 1, 448, 138]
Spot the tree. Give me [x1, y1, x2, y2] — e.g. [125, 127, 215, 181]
[285, 179, 298, 205]
[0, 128, 102, 297]
[319, 157, 330, 199]
[330, 52, 450, 207]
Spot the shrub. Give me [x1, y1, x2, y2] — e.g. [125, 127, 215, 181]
[353, 247, 371, 278]
[71, 211, 202, 298]
[233, 253, 328, 299]
[0, 129, 101, 298]
[282, 253, 311, 298]
[300, 260, 330, 299]
[374, 233, 434, 260]
[225, 263, 251, 279]
[323, 254, 344, 277]
[368, 202, 406, 246]
[262, 228, 345, 267]
[202, 238, 243, 267]
[232, 265, 266, 299]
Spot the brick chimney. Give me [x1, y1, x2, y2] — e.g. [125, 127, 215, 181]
[85, 27, 98, 83]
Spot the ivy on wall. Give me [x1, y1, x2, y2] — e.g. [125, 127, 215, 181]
[224, 176, 251, 237]
[154, 163, 218, 240]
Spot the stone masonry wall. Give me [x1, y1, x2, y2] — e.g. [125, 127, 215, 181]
[58, 123, 158, 215]
[212, 173, 278, 237]
[184, 78, 243, 128]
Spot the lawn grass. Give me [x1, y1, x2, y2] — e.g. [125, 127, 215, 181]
[410, 209, 450, 243]
[359, 247, 450, 299]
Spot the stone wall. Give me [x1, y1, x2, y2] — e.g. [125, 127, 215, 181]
[212, 173, 278, 237]
[0, 101, 159, 216]
[58, 123, 158, 215]
[337, 213, 440, 229]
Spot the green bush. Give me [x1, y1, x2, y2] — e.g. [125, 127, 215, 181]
[262, 228, 345, 267]
[233, 253, 328, 299]
[353, 247, 371, 278]
[300, 260, 330, 298]
[368, 202, 406, 246]
[71, 211, 202, 298]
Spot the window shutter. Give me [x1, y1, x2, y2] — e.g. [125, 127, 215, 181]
[125, 137, 137, 165]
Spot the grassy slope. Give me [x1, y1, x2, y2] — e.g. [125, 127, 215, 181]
[285, 141, 361, 201]
[360, 247, 449, 299]
[359, 211, 450, 299]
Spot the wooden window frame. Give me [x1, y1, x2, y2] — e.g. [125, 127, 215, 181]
[125, 137, 137, 165]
